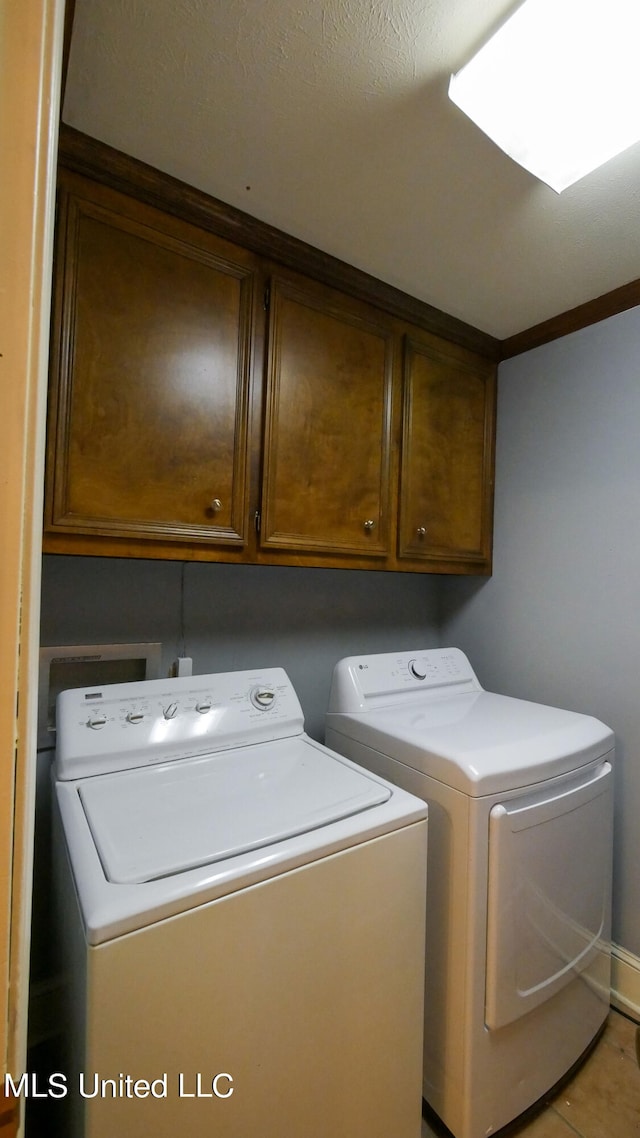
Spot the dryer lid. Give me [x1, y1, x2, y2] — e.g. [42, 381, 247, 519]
[79, 737, 391, 884]
[327, 691, 614, 795]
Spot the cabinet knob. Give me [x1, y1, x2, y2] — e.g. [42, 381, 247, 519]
[417, 526, 427, 537]
[363, 519, 376, 531]
[210, 498, 222, 512]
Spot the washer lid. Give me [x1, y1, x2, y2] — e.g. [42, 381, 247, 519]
[328, 691, 614, 795]
[78, 737, 391, 884]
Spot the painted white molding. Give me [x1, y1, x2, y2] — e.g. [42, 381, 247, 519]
[611, 942, 640, 1022]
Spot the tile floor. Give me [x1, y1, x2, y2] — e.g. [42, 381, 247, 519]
[421, 1009, 640, 1138]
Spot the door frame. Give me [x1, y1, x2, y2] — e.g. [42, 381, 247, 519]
[0, 0, 65, 1126]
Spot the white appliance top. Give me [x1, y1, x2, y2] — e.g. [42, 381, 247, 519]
[55, 668, 426, 943]
[79, 736, 390, 885]
[326, 649, 614, 796]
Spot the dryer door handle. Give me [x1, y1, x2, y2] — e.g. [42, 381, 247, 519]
[493, 759, 612, 832]
[485, 760, 613, 1032]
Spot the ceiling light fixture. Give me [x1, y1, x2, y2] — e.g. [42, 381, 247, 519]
[448, 0, 640, 193]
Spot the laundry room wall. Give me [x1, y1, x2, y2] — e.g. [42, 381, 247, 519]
[39, 556, 441, 740]
[439, 304, 640, 988]
[37, 307, 640, 1026]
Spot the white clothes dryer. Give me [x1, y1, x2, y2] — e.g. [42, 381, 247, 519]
[325, 648, 614, 1138]
[52, 667, 428, 1138]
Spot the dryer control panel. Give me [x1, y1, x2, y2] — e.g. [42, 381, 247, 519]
[327, 648, 482, 713]
[55, 668, 304, 780]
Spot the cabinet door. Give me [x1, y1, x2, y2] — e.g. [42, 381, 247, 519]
[46, 174, 260, 546]
[261, 275, 394, 558]
[399, 335, 495, 566]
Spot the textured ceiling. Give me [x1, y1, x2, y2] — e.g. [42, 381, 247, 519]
[63, 0, 640, 339]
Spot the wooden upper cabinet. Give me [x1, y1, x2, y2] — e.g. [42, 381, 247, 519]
[398, 334, 495, 567]
[46, 172, 260, 546]
[44, 151, 498, 573]
[260, 274, 395, 558]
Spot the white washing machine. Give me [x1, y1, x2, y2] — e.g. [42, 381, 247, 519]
[52, 667, 428, 1138]
[325, 648, 614, 1138]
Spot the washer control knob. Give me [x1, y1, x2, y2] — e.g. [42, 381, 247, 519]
[163, 702, 179, 720]
[408, 658, 428, 680]
[126, 710, 145, 724]
[250, 686, 276, 711]
[195, 700, 212, 714]
[87, 713, 107, 730]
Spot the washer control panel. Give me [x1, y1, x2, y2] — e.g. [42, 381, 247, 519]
[56, 668, 301, 780]
[327, 648, 482, 713]
[250, 684, 277, 710]
[406, 654, 465, 683]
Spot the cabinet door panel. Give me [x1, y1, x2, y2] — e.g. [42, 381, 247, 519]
[47, 179, 258, 544]
[399, 337, 494, 563]
[261, 277, 394, 556]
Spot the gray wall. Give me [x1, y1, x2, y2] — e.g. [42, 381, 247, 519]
[440, 305, 640, 956]
[40, 557, 441, 741]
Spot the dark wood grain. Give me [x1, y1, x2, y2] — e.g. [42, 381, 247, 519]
[46, 171, 262, 546]
[57, 125, 501, 362]
[44, 166, 497, 575]
[399, 331, 495, 569]
[261, 273, 394, 557]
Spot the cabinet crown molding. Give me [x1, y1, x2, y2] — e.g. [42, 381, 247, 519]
[57, 124, 500, 363]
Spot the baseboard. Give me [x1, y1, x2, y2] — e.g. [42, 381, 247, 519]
[611, 942, 640, 1023]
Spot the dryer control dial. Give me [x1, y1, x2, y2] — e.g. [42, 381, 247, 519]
[87, 713, 107, 730]
[408, 658, 428, 680]
[250, 685, 276, 711]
